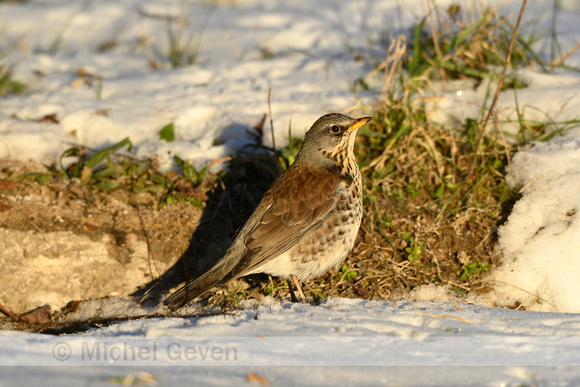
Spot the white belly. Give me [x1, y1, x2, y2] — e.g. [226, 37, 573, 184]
[248, 209, 362, 281]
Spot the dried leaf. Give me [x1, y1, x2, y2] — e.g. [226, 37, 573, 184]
[19, 305, 52, 324]
[61, 300, 81, 313]
[0, 303, 15, 317]
[0, 180, 15, 191]
[83, 223, 97, 232]
[40, 113, 59, 123]
[0, 201, 11, 212]
[48, 182, 68, 192]
[70, 78, 85, 88]
[247, 372, 269, 385]
[80, 166, 93, 183]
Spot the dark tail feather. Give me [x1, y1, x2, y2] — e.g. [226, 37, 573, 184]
[163, 278, 210, 310]
[163, 256, 239, 310]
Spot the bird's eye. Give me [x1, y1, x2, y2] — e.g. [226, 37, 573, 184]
[330, 125, 341, 134]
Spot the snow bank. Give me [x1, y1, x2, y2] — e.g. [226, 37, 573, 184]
[490, 129, 580, 312]
[3, 0, 580, 384]
[2, 0, 580, 315]
[3, 298, 580, 385]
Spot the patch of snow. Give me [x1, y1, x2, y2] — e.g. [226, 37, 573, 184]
[2, 0, 580, 383]
[3, 298, 580, 385]
[490, 129, 580, 312]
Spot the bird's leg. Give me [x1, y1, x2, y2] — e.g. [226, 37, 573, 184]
[292, 274, 308, 304]
[287, 279, 298, 303]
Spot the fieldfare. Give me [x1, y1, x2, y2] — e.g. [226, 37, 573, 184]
[164, 113, 371, 309]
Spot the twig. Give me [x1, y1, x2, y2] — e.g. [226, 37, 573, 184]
[484, 278, 559, 312]
[517, 177, 537, 194]
[267, 88, 276, 151]
[550, 41, 580, 69]
[17, 311, 234, 334]
[494, 111, 512, 164]
[0, 303, 15, 317]
[403, 312, 476, 324]
[137, 204, 161, 289]
[138, 282, 159, 306]
[474, 0, 528, 156]
[209, 178, 227, 224]
[80, 277, 97, 301]
[208, 156, 233, 167]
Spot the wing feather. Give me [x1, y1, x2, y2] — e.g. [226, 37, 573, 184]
[237, 163, 343, 274]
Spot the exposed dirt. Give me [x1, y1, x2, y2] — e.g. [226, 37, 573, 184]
[0, 160, 205, 314]
[0, 142, 509, 319]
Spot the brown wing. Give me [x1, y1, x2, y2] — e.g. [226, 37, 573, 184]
[235, 163, 344, 274]
[163, 163, 345, 310]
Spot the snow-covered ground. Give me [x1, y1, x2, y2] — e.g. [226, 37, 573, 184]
[3, 297, 580, 386]
[2, 0, 580, 385]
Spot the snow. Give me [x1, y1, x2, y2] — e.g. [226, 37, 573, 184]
[431, 70, 580, 141]
[2, 0, 580, 384]
[0, 0, 378, 170]
[491, 129, 580, 313]
[3, 298, 580, 385]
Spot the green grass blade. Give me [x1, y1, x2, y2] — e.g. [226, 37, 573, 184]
[93, 180, 120, 192]
[159, 123, 175, 142]
[452, 15, 487, 50]
[91, 165, 123, 180]
[433, 58, 488, 78]
[409, 18, 427, 76]
[86, 138, 132, 169]
[60, 147, 82, 177]
[18, 172, 52, 185]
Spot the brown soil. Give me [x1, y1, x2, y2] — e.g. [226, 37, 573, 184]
[0, 159, 205, 314]
[0, 142, 508, 319]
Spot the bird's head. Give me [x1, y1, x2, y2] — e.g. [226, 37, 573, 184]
[296, 113, 372, 167]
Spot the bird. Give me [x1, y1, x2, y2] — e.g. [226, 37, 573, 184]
[163, 113, 371, 310]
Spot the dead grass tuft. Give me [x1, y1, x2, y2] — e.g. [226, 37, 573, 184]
[210, 3, 538, 308]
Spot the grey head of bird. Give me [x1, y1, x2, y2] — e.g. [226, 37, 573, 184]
[295, 113, 372, 169]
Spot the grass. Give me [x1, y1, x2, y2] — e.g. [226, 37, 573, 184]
[201, 105, 518, 306]
[141, 0, 214, 69]
[16, 136, 214, 210]
[398, 3, 545, 82]
[208, 1, 580, 307]
[3, 1, 580, 313]
[302, 2, 529, 301]
[0, 64, 25, 96]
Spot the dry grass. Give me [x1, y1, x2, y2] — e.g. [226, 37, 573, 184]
[209, 2, 546, 307]
[215, 110, 517, 306]
[2, 2, 573, 314]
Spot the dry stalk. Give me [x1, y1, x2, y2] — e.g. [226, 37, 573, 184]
[426, 0, 447, 88]
[363, 34, 407, 103]
[550, 41, 580, 69]
[474, 0, 528, 156]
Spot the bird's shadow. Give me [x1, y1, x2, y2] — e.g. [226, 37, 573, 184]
[131, 145, 281, 305]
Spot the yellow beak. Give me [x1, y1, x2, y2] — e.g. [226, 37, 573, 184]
[347, 116, 372, 132]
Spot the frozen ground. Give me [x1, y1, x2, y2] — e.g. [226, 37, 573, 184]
[2, 297, 580, 386]
[2, 0, 580, 385]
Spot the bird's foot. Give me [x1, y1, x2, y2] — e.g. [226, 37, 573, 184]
[287, 279, 299, 303]
[291, 274, 308, 304]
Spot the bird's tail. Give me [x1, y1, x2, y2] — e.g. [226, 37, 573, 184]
[163, 254, 239, 310]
